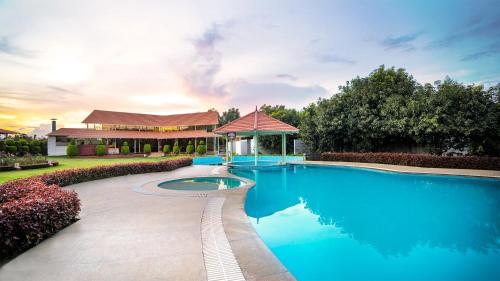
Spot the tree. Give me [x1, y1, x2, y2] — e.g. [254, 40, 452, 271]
[258, 104, 300, 153]
[299, 65, 500, 156]
[162, 144, 171, 155]
[219, 108, 240, 126]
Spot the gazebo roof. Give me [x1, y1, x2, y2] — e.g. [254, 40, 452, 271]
[213, 109, 299, 136]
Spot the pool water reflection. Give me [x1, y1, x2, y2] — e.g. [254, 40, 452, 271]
[230, 165, 500, 281]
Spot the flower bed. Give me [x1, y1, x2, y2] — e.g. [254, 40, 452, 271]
[0, 157, 192, 260]
[320, 152, 500, 171]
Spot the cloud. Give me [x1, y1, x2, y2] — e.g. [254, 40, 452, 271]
[381, 33, 422, 51]
[227, 80, 329, 112]
[276, 73, 298, 81]
[0, 36, 34, 57]
[181, 24, 228, 100]
[315, 53, 356, 65]
[427, 18, 500, 49]
[461, 42, 500, 61]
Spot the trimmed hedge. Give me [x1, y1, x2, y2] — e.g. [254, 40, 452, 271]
[121, 142, 130, 155]
[172, 142, 180, 155]
[67, 140, 78, 157]
[96, 141, 106, 156]
[320, 152, 500, 171]
[197, 140, 206, 155]
[162, 144, 170, 154]
[143, 144, 152, 154]
[0, 157, 192, 260]
[186, 141, 194, 154]
[0, 178, 80, 259]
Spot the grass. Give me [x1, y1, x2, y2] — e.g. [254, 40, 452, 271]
[0, 156, 185, 184]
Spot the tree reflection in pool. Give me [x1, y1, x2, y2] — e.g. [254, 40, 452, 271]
[230, 165, 500, 281]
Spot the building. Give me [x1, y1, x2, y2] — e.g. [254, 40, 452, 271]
[47, 109, 220, 156]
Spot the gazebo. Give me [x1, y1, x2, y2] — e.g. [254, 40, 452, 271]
[213, 107, 299, 165]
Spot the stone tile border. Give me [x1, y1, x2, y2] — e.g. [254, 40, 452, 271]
[295, 161, 500, 179]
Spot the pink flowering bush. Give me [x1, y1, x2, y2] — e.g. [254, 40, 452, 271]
[0, 157, 192, 260]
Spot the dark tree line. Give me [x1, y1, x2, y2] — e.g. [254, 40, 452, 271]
[300, 66, 500, 156]
[215, 66, 499, 156]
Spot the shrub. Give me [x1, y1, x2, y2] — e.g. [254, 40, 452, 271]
[197, 140, 207, 155]
[143, 144, 152, 154]
[0, 178, 80, 259]
[30, 140, 41, 155]
[18, 139, 28, 147]
[20, 145, 30, 155]
[162, 144, 170, 154]
[320, 152, 500, 171]
[0, 140, 5, 152]
[186, 141, 194, 154]
[172, 141, 180, 155]
[96, 140, 106, 156]
[6, 146, 17, 155]
[5, 139, 15, 146]
[40, 158, 193, 187]
[66, 140, 78, 157]
[121, 141, 130, 155]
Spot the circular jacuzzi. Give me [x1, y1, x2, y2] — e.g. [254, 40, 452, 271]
[158, 177, 246, 191]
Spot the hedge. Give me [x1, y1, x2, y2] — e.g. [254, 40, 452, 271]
[320, 152, 500, 171]
[121, 142, 130, 155]
[197, 140, 206, 155]
[143, 144, 152, 154]
[0, 157, 192, 260]
[67, 140, 78, 157]
[186, 141, 194, 154]
[96, 141, 106, 156]
[172, 142, 180, 155]
[163, 144, 170, 154]
[0, 178, 80, 260]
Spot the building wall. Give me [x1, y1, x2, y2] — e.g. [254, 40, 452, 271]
[48, 136, 67, 156]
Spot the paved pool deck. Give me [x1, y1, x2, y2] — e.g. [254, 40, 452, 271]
[0, 162, 497, 281]
[0, 165, 292, 281]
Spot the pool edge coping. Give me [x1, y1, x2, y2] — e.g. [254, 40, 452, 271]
[294, 161, 500, 179]
[218, 171, 297, 281]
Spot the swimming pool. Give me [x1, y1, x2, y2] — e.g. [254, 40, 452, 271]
[230, 165, 500, 281]
[158, 177, 245, 191]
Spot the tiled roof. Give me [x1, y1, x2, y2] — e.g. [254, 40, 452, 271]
[213, 110, 299, 134]
[0, 128, 19, 135]
[47, 128, 218, 139]
[81, 110, 218, 126]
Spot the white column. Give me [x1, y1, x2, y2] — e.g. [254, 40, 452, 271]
[254, 133, 259, 165]
[281, 133, 286, 163]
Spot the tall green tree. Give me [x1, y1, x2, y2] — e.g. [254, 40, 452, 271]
[259, 104, 300, 153]
[218, 108, 240, 126]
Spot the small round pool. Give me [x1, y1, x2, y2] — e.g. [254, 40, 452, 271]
[158, 177, 245, 191]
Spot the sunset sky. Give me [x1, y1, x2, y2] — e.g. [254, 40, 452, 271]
[0, 0, 499, 135]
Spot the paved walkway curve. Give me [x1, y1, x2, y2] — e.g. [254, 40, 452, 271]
[0, 166, 219, 281]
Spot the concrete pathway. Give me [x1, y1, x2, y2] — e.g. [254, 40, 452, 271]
[0, 165, 215, 281]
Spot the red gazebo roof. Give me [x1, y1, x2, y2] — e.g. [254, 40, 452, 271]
[213, 109, 299, 135]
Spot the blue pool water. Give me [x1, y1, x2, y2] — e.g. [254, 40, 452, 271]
[230, 165, 500, 281]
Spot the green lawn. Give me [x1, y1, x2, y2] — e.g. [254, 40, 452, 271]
[0, 156, 185, 184]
